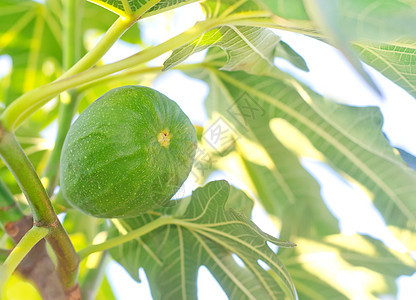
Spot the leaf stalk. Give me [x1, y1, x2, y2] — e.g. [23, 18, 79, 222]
[78, 216, 173, 260]
[0, 18, 220, 131]
[0, 226, 49, 295]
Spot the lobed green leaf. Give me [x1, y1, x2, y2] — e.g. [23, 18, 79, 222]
[164, 26, 280, 75]
[88, 0, 200, 18]
[355, 41, 416, 99]
[109, 180, 296, 300]
[191, 64, 416, 250]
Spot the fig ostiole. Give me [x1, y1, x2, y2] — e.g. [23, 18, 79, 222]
[60, 85, 197, 218]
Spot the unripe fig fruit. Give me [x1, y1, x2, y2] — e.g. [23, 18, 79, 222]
[60, 86, 197, 218]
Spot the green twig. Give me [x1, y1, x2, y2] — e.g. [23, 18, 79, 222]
[46, 223, 80, 290]
[42, 0, 84, 195]
[78, 216, 173, 260]
[76, 62, 223, 92]
[60, 16, 136, 81]
[0, 226, 49, 295]
[0, 130, 79, 290]
[77, 65, 163, 92]
[0, 131, 56, 224]
[0, 18, 220, 131]
[0, 15, 136, 132]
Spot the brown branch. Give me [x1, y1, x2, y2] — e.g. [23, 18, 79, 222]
[0, 130, 80, 296]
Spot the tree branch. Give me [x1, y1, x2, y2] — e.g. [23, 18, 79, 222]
[0, 129, 80, 295]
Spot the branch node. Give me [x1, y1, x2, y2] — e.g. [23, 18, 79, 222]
[65, 283, 81, 300]
[35, 217, 60, 229]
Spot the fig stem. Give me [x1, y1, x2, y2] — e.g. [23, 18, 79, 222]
[0, 226, 49, 295]
[0, 130, 80, 291]
[78, 216, 174, 260]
